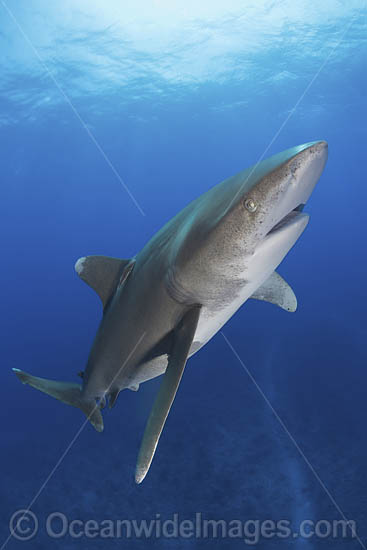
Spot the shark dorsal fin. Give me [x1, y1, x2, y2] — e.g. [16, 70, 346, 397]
[250, 271, 297, 312]
[75, 255, 134, 308]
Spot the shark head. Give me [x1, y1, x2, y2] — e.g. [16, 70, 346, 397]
[234, 140, 328, 247]
[169, 141, 328, 305]
[230, 140, 328, 283]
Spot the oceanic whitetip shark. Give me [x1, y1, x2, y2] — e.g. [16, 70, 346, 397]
[13, 141, 328, 483]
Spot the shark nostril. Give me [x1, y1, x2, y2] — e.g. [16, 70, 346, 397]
[244, 198, 258, 213]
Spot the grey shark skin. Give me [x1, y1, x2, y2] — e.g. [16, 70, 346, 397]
[13, 140, 328, 483]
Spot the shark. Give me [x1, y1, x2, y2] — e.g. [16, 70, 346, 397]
[13, 140, 328, 483]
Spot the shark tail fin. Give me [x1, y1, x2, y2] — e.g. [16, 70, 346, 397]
[12, 368, 104, 432]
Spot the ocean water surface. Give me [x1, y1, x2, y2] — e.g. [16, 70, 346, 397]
[1, 1, 366, 548]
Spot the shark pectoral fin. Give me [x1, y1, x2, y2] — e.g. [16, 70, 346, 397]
[75, 255, 135, 309]
[12, 368, 104, 432]
[135, 305, 201, 484]
[250, 271, 297, 312]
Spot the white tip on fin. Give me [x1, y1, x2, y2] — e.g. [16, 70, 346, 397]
[74, 255, 134, 308]
[75, 256, 87, 275]
[135, 305, 201, 484]
[250, 271, 297, 312]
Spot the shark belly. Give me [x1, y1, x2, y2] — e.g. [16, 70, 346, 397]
[192, 277, 262, 350]
[131, 208, 309, 387]
[129, 271, 266, 387]
[193, 208, 309, 351]
[128, 280, 255, 387]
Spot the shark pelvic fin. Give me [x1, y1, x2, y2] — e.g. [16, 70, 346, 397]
[12, 368, 104, 432]
[250, 271, 297, 312]
[135, 305, 201, 484]
[75, 255, 134, 308]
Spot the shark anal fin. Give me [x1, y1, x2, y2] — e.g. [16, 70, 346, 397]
[250, 271, 297, 312]
[75, 255, 134, 309]
[108, 389, 120, 409]
[135, 305, 201, 484]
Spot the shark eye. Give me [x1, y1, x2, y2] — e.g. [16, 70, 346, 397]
[244, 198, 258, 213]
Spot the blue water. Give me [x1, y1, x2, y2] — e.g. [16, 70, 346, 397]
[1, 1, 366, 548]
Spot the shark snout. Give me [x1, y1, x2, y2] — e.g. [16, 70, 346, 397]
[266, 140, 328, 233]
[245, 139, 327, 250]
[289, 140, 328, 205]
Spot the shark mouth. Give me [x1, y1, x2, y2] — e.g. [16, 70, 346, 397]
[267, 203, 306, 236]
